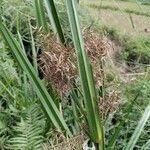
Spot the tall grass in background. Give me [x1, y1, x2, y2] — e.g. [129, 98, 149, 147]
[0, 0, 150, 149]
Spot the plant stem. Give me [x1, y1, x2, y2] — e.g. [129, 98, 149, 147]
[95, 142, 104, 150]
[95, 129, 105, 150]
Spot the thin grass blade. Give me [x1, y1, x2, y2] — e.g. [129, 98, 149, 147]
[108, 92, 140, 149]
[34, 0, 49, 32]
[141, 140, 150, 150]
[29, 21, 38, 73]
[125, 102, 150, 150]
[44, 0, 65, 44]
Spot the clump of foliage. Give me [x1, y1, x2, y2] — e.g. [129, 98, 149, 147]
[119, 0, 150, 5]
[122, 76, 150, 147]
[5, 105, 45, 150]
[96, 25, 150, 70]
[119, 37, 150, 65]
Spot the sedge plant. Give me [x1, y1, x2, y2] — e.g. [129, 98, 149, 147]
[1, 0, 150, 150]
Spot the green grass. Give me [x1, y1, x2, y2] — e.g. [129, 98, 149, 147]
[88, 4, 150, 17]
[99, 25, 150, 68]
[98, 5, 150, 17]
[118, 0, 150, 5]
[82, 2, 150, 37]
[83, 0, 150, 14]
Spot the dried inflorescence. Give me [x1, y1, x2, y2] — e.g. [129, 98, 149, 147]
[39, 30, 108, 95]
[84, 30, 108, 87]
[42, 130, 84, 150]
[39, 34, 77, 95]
[98, 90, 121, 120]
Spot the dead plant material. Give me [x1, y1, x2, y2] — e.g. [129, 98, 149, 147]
[39, 30, 108, 95]
[84, 30, 108, 87]
[39, 34, 77, 95]
[98, 90, 121, 120]
[42, 131, 84, 150]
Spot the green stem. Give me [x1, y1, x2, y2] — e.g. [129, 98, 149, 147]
[95, 128, 105, 150]
[95, 142, 104, 150]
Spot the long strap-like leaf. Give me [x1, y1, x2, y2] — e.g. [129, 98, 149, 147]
[34, 0, 49, 33]
[0, 22, 72, 137]
[44, 0, 65, 44]
[66, 0, 104, 148]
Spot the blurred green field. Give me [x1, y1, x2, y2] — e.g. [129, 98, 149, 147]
[83, 0, 150, 14]
[119, 0, 150, 5]
[81, 0, 150, 37]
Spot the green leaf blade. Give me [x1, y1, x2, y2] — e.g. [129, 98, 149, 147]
[65, 0, 104, 147]
[44, 0, 65, 44]
[0, 22, 72, 137]
[125, 102, 150, 150]
[34, 0, 49, 33]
